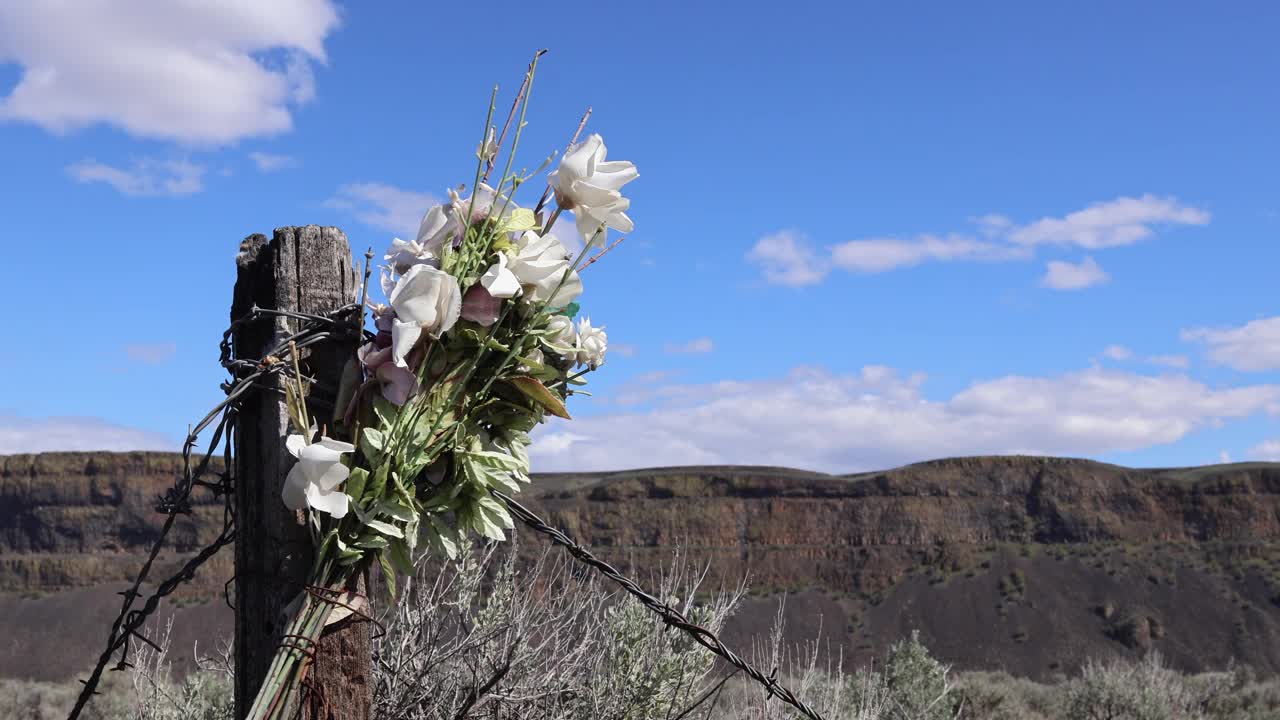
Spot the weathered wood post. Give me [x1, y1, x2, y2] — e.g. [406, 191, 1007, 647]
[230, 226, 372, 720]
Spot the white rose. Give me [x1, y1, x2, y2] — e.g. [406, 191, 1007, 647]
[389, 264, 462, 367]
[283, 435, 355, 518]
[574, 317, 607, 369]
[544, 314, 576, 351]
[548, 134, 637, 239]
[518, 347, 545, 374]
[508, 231, 583, 306]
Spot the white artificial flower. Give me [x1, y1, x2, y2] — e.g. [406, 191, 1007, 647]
[548, 133, 637, 238]
[575, 196, 633, 242]
[545, 314, 577, 350]
[417, 182, 520, 255]
[283, 435, 355, 518]
[450, 183, 514, 224]
[389, 264, 462, 367]
[508, 231, 583, 306]
[517, 347, 545, 373]
[480, 253, 521, 299]
[385, 237, 437, 274]
[574, 317, 607, 369]
[416, 202, 459, 253]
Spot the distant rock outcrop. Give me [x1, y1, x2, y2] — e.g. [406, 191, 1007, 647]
[4, 452, 1280, 681]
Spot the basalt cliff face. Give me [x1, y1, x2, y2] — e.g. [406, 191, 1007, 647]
[4, 452, 1280, 681]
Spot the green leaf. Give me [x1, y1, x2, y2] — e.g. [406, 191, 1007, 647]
[366, 519, 404, 539]
[506, 376, 571, 419]
[345, 467, 369, 502]
[378, 552, 397, 599]
[387, 537, 415, 577]
[373, 499, 416, 523]
[471, 508, 505, 541]
[354, 534, 390, 550]
[362, 427, 385, 453]
[426, 515, 458, 560]
[371, 396, 398, 429]
[362, 465, 388, 504]
[477, 494, 515, 530]
[503, 207, 538, 232]
[458, 449, 526, 493]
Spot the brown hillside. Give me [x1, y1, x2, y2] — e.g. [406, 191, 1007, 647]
[3, 452, 1280, 681]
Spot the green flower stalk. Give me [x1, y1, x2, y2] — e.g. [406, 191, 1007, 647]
[243, 52, 639, 720]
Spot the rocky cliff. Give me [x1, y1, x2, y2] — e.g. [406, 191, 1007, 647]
[4, 452, 1280, 681]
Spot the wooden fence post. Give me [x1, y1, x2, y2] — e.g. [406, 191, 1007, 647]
[230, 225, 372, 720]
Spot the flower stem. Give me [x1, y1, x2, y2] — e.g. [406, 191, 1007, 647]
[243, 562, 349, 720]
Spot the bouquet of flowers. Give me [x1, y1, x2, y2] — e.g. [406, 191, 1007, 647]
[245, 57, 636, 719]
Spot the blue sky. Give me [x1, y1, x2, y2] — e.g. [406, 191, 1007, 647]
[1, 1, 1279, 472]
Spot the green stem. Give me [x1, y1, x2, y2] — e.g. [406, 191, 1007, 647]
[243, 562, 350, 720]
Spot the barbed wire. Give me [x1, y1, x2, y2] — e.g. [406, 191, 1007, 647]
[66, 304, 363, 720]
[492, 489, 829, 720]
[69, 300, 827, 720]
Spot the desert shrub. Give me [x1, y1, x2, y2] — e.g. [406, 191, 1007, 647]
[372, 541, 743, 720]
[1063, 652, 1211, 720]
[711, 600, 893, 720]
[4, 619, 229, 720]
[954, 670, 1057, 720]
[876, 630, 955, 720]
[0, 676, 124, 720]
[43, 544, 1280, 720]
[124, 618, 234, 720]
[1193, 664, 1280, 720]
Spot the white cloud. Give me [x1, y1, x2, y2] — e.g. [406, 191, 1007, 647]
[248, 152, 299, 172]
[1102, 345, 1134, 361]
[1219, 449, 1233, 464]
[0, 416, 175, 454]
[747, 231, 828, 287]
[750, 195, 1208, 285]
[610, 343, 639, 359]
[1041, 256, 1110, 290]
[1249, 440, 1280, 462]
[0, 1, 339, 145]
[123, 342, 176, 365]
[67, 158, 204, 196]
[1148, 354, 1190, 369]
[325, 183, 438, 238]
[664, 337, 715, 355]
[1010, 195, 1210, 249]
[530, 366, 1280, 473]
[1182, 316, 1280, 372]
[1100, 346, 1189, 369]
[829, 234, 1022, 273]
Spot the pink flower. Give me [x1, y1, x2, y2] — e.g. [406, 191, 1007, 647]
[460, 285, 502, 326]
[376, 363, 418, 405]
[358, 342, 392, 370]
[359, 342, 417, 404]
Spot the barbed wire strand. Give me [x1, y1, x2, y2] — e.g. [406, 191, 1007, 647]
[492, 489, 828, 720]
[70, 301, 828, 720]
[67, 305, 363, 720]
